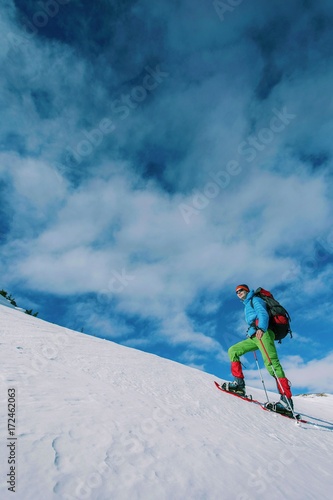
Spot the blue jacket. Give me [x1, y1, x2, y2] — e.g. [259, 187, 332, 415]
[243, 290, 269, 336]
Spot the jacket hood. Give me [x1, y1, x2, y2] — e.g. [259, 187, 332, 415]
[243, 289, 255, 303]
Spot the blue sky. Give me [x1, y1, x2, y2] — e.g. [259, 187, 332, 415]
[1, 0, 333, 393]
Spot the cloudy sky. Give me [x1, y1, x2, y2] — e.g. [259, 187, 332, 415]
[1, 0, 333, 392]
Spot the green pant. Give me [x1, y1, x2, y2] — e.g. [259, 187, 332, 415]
[228, 330, 285, 378]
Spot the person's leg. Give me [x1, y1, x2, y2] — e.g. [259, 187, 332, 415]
[258, 330, 293, 410]
[223, 337, 258, 394]
[257, 330, 285, 378]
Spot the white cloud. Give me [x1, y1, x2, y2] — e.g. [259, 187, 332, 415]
[1, 161, 332, 350]
[244, 352, 333, 393]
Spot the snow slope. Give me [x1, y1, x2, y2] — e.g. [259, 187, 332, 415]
[0, 303, 332, 500]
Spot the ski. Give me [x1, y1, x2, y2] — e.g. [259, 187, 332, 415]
[261, 404, 303, 422]
[260, 405, 333, 429]
[214, 381, 308, 423]
[214, 381, 256, 402]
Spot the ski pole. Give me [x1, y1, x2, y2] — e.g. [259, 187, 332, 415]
[259, 338, 295, 417]
[253, 351, 269, 403]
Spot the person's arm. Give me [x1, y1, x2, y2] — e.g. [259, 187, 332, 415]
[252, 297, 269, 338]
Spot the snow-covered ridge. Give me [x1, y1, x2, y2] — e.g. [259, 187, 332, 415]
[0, 303, 332, 500]
[298, 392, 328, 397]
[0, 294, 25, 312]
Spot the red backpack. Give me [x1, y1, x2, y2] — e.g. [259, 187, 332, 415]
[251, 287, 292, 343]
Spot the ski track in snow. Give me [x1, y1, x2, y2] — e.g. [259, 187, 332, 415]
[0, 302, 332, 500]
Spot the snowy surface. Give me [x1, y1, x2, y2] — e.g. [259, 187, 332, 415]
[0, 303, 332, 500]
[0, 295, 22, 310]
